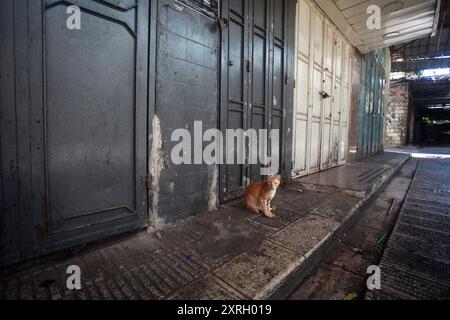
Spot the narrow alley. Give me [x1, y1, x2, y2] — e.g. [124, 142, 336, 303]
[1, 0, 450, 304]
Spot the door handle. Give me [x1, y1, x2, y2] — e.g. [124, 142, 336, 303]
[246, 59, 252, 73]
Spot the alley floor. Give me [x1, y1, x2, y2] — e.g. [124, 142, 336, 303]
[0, 152, 428, 300]
[367, 158, 450, 299]
[288, 158, 418, 300]
[289, 157, 450, 300]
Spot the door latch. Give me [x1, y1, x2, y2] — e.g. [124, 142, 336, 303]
[320, 91, 331, 99]
[246, 59, 252, 73]
[218, 17, 228, 29]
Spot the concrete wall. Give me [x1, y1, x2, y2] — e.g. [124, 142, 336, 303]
[385, 81, 410, 147]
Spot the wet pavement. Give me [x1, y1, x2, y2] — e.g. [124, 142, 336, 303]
[366, 158, 450, 300]
[0, 153, 408, 300]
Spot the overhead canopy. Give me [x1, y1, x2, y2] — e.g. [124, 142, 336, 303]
[391, 0, 450, 72]
[314, 0, 441, 54]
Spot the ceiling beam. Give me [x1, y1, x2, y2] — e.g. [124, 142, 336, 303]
[354, 10, 435, 36]
[347, 0, 436, 25]
[314, 0, 438, 55]
[431, 0, 442, 36]
[364, 29, 434, 53]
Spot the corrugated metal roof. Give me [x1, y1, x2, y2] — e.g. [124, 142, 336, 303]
[391, 0, 450, 71]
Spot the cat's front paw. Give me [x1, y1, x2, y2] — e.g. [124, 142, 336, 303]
[264, 212, 275, 218]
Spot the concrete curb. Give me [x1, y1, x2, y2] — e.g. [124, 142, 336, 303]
[267, 155, 410, 300]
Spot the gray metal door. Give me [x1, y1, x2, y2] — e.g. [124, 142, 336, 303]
[220, 0, 290, 201]
[152, 0, 220, 223]
[9, 0, 149, 262]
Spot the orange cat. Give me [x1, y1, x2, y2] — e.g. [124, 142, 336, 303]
[244, 175, 281, 218]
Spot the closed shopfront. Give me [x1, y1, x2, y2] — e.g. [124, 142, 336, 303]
[292, 0, 353, 177]
[220, 0, 295, 200]
[357, 49, 388, 158]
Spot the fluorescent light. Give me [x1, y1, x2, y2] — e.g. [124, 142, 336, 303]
[384, 32, 400, 39]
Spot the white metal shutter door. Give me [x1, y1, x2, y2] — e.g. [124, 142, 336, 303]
[331, 36, 343, 165]
[321, 23, 334, 169]
[309, 11, 324, 173]
[293, 0, 311, 175]
[339, 44, 352, 163]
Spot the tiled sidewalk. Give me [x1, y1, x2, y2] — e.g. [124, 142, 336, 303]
[0, 153, 409, 300]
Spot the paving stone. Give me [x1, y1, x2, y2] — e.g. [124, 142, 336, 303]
[270, 214, 339, 255]
[213, 241, 305, 299]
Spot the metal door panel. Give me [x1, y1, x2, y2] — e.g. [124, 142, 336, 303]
[309, 122, 321, 169]
[25, 0, 149, 256]
[222, 0, 249, 199]
[330, 34, 343, 165]
[294, 118, 308, 173]
[371, 64, 380, 155]
[271, 44, 285, 177]
[357, 56, 367, 157]
[325, 24, 334, 72]
[296, 60, 310, 115]
[312, 68, 322, 118]
[334, 38, 343, 80]
[321, 73, 332, 168]
[313, 12, 324, 65]
[294, 58, 309, 174]
[357, 50, 387, 159]
[249, 7, 269, 181]
[339, 83, 350, 162]
[309, 66, 322, 172]
[251, 0, 270, 177]
[333, 81, 342, 119]
[321, 122, 331, 167]
[297, 0, 311, 58]
[155, 0, 219, 221]
[293, 0, 311, 176]
[339, 125, 347, 161]
[367, 60, 375, 155]
[332, 125, 339, 163]
[221, 0, 291, 199]
[323, 74, 333, 118]
[0, 0, 21, 266]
